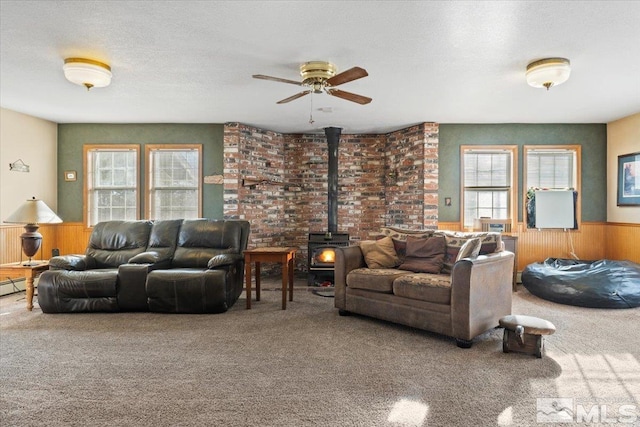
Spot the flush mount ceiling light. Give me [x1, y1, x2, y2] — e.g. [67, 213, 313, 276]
[63, 57, 112, 91]
[526, 57, 571, 90]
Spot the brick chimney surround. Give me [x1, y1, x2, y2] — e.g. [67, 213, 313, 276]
[223, 122, 439, 273]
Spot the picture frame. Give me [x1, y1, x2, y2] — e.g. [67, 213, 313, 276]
[617, 152, 640, 206]
[64, 170, 77, 182]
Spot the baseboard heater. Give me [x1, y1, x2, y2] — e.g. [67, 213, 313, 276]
[0, 277, 26, 297]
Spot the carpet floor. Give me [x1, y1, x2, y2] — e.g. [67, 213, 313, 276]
[1, 277, 639, 427]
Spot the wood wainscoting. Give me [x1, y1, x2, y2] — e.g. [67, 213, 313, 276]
[0, 223, 90, 266]
[0, 224, 59, 266]
[604, 222, 640, 263]
[438, 221, 640, 272]
[2, 222, 639, 273]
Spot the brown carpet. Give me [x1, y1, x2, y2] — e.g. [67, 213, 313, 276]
[1, 277, 639, 427]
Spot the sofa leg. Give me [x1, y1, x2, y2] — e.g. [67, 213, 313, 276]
[456, 338, 473, 349]
[338, 309, 351, 316]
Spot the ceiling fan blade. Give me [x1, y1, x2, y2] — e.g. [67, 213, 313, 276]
[325, 67, 368, 87]
[327, 89, 372, 105]
[276, 90, 311, 104]
[253, 74, 303, 86]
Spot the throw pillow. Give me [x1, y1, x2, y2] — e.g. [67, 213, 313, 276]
[397, 235, 446, 274]
[455, 237, 482, 261]
[360, 236, 401, 269]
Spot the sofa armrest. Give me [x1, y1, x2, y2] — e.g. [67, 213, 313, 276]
[207, 253, 243, 269]
[450, 251, 514, 341]
[117, 263, 154, 311]
[128, 251, 172, 269]
[334, 245, 366, 309]
[49, 254, 94, 271]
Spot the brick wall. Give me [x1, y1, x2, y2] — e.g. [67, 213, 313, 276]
[223, 122, 439, 271]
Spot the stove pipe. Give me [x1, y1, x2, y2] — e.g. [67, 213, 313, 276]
[324, 126, 341, 234]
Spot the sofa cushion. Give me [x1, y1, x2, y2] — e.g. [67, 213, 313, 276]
[346, 267, 412, 293]
[173, 219, 242, 268]
[393, 273, 452, 305]
[360, 236, 401, 269]
[87, 220, 153, 268]
[436, 231, 502, 274]
[37, 269, 119, 313]
[378, 227, 435, 260]
[455, 237, 482, 261]
[397, 235, 446, 273]
[378, 227, 435, 241]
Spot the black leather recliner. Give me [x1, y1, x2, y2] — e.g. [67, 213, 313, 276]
[37, 219, 250, 314]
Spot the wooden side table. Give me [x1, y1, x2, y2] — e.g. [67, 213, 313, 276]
[244, 247, 297, 310]
[502, 235, 519, 292]
[0, 261, 50, 311]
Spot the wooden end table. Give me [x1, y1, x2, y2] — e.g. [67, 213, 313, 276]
[244, 247, 297, 310]
[0, 261, 50, 311]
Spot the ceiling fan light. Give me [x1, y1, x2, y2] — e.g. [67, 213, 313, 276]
[63, 57, 112, 90]
[526, 57, 570, 90]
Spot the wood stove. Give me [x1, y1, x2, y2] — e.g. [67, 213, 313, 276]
[308, 232, 349, 285]
[307, 127, 350, 286]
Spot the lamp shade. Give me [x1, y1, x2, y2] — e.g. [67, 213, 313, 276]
[4, 197, 62, 224]
[63, 57, 112, 90]
[526, 58, 571, 90]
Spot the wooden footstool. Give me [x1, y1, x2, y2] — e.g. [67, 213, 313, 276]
[499, 315, 556, 358]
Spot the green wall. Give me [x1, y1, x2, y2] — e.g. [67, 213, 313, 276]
[57, 122, 608, 225]
[57, 124, 224, 222]
[438, 124, 607, 223]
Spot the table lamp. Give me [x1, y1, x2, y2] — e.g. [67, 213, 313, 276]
[4, 197, 62, 265]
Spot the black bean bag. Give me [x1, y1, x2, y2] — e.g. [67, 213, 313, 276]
[522, 258, 640, 309]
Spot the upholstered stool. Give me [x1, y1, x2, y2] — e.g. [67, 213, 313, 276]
[38, 270, 119, 313]
[499, 314, 556, 358]
[146, 269, 229, 313]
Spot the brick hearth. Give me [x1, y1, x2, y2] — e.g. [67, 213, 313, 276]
[223, 122, 439, 273]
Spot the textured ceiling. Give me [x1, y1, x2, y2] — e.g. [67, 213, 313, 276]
[1, 1, 639, 134]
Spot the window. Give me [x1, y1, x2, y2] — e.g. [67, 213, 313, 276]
[461, 146, 517, 230]
[525, 146, 578, 189]
[146, 144, 202, 220]
[524, 145, 581, 228]
[84, 145, 140, 227]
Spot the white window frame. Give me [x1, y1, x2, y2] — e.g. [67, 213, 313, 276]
[524, 145, 581, 229]
[460, 145, 517, 231]
[145, 144, 202, 220]
[84, 144, 140, 228]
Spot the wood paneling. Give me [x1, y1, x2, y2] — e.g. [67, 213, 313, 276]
[54, 223, 92, 255]
[514, 222, 607, 270]
[438, 221, 635, 271]
[604, 222, 640, 263]
[0, 224, 57, 265]
[2, 222, 638, 271]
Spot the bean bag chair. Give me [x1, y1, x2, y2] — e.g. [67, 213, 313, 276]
[522, 258, 640, 309]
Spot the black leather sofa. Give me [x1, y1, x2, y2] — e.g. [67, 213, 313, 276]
[38, 219, 250, 314]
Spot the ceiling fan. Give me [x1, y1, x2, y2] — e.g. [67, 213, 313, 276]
[253, 61, 372, 105]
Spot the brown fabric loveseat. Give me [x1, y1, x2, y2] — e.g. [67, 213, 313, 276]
[334, 228, 515, 348]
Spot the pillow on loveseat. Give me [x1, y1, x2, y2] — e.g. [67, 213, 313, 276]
[360, 236, 401, 269]
[455, 237, 482, 261]
[437, 231, 502, 274]
[398, 235, 446, 274]
[378, 227, 436, 260]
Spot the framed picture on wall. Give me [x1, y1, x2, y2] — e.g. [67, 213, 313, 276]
[617, 152, 640, 206]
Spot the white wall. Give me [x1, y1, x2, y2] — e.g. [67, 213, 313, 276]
[0, 108, 58, 221]
[607, 112, 640, 223]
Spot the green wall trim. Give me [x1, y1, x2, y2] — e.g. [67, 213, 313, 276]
[438, 123, 607, 223]
[57, 123, 224, 222]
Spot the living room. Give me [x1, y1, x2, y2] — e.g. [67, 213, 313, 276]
[1, 1, 639, 426]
